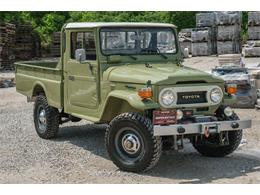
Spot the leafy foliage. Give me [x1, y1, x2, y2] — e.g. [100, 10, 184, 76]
[0, 11, 248, 44]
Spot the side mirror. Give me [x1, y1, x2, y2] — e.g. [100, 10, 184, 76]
[75, 49, 86, 63]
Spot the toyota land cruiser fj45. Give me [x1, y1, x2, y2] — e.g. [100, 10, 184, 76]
[15, 22, 252, 172]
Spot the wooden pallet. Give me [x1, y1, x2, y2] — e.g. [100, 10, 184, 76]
[0, 23, 16, 71]
[14, 24, 34, 60]
[50, 32, 61, 57]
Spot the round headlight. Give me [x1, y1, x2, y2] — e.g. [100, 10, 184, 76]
[159, 89, 175, 107]
[210, 88, 223, 103]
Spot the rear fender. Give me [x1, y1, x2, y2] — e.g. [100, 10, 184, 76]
[32, 81, 47, 97]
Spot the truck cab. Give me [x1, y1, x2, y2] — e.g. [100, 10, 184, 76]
[62, 22, 183, 123]
[15, 22, 252, 172]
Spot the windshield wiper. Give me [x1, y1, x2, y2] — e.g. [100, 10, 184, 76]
[141, 48, 168, 59]
[156, 48, 168, 59]
[157, 52, 168, 59]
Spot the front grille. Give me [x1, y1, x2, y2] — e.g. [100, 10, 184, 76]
[177, 91, 207, 105]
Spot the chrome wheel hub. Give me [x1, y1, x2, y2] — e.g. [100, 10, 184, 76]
[121, 133, 141, 154]
[38, 108, 46, 131]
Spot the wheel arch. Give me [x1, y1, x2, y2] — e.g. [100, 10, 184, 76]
[32, 82, 47, 97]
[100, 96, 140, 123]
[100, 90, 159, 123]
[31, 81, 61, 109]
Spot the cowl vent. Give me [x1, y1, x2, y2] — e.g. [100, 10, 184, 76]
[176, 80, 206, 84]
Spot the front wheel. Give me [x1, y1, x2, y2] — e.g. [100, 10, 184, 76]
[105, 112, 162, 172]
[192, 113, 242, 157]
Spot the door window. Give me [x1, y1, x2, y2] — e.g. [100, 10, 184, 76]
[71, 32, 96, 60]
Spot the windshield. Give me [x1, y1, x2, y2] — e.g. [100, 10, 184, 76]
[100, 27, 177, 55]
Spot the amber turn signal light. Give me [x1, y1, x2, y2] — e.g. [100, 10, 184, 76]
[226, 84, 237, 95]
[138, 87, 152, 99]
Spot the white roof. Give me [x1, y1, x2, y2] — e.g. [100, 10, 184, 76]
[65, 22, 176, 29]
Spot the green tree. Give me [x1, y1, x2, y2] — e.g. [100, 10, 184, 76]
[0, 11, 249, 44]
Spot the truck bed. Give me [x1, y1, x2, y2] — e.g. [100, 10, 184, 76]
[15, 58, 63, 108]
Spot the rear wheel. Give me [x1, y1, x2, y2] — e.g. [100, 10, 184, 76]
[192, 113, 242, 157]
[34, 95, 60, 139]
[105, 112, 162, 172]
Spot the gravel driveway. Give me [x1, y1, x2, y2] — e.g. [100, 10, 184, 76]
[1, 88, 260, 183]
[1, 56, 260, 183]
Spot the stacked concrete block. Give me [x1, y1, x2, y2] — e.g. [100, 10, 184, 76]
[191, 27, 213, 56]
[251, 70, 260, 109]
[217, 41, 241, 55]
[218, 54, 243, 67]
[179, 28, 192, 55]
[248, 26, 260, 40]
[196, 12, 216, 27]
[195, 12, 217, 55]
[251, 70, 260, 89]
[244, 12, 260, 57]
[243, 41, 260, 57]
[215, 11, 242, 26]
[191, 42, 211, 56]
[191, 28, 212, 42]
[0, 23, 16, 71]
[215, 11, 242, 55]
[217, 25, 241, 41]
[248, 11, 260, 26]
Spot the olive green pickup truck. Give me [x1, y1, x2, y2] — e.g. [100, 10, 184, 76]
[15, 22, 252, 172]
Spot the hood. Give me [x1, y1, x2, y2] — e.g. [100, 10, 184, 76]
[105, 63, 224, 85]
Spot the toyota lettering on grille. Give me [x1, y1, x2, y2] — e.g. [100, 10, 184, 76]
[181, 94, 201, 100]
[177, 91, 207, 105]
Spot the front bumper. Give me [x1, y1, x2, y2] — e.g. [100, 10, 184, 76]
[153, 119, 252, 136]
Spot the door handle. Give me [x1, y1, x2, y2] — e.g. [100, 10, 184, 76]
[68, 75, 75, 81]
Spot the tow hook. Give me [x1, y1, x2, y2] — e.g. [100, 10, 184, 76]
[231, 122, 239, 129]
[204, 126, 210, 138]
[177, 126, 185, 134]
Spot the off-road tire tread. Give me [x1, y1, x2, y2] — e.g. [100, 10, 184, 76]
[34, 95, 60, 139]
[105, 112, 162, 172]
[193, 113, 242, 157]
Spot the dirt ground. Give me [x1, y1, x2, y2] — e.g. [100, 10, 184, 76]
[0, 56, 260, 183]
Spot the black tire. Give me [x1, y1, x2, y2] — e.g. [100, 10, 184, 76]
[105, 112, 162, 172]
[192, 113, 242, 157]
[33, 95, 60, 139]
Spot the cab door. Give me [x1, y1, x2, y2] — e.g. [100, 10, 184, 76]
[64, 31, 99, 115]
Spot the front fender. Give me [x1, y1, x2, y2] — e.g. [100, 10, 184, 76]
[100, 90, 159, 122]
[223, 94, 237, 106]
[106, 90, 160, 111]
